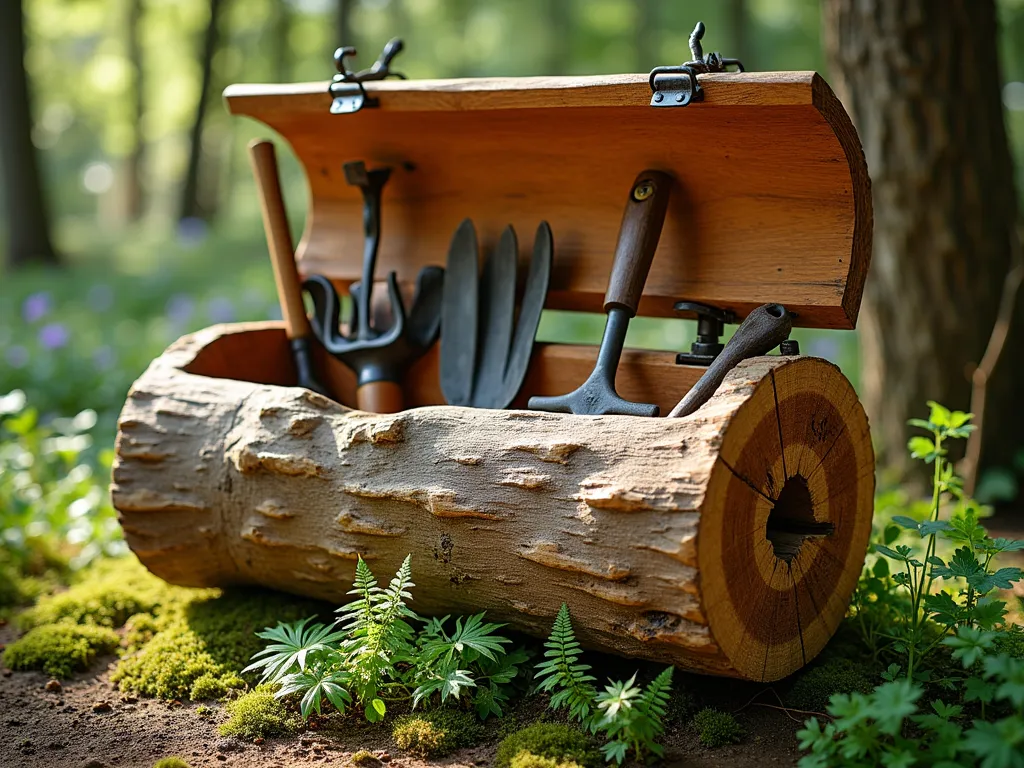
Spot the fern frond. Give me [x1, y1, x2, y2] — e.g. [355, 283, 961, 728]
[534, 603, 597, 724]
[337, 556, 380, 630]
[638, 666, 674, 720]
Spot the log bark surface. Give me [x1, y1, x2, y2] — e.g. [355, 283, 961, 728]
[113, 324, 874, 682]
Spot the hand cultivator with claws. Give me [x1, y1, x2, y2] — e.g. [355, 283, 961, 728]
[303, 161, 443, 413]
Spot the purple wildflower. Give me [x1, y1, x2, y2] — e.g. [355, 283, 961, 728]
[5, 345, 28, 368]
[165, 294, 195, 325]
[38, 322, 69, 350]
[177, 217, 208, 248]
[207, 296, 236, 324]
[21, 292, 51, 323]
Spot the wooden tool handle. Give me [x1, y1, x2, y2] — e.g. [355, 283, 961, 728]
[603, 170, 673, 316]
[248, 139, 310, 340]
[357, 380, 404, 414]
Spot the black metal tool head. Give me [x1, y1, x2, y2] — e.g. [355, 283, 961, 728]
[302, 267, 442, 388]
[528, 308, 659, 417]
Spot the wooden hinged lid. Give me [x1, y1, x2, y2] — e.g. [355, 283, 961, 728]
[224, 71, 871, 330]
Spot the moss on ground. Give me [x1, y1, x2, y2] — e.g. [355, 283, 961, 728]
[152, 758, 192, 768]
[8, 554, 330, 702]
[785, 657, 875, 712]
[494, 723, 602, 768]
[509, 754, 586, 768]
[218, 685, 298, 740]
[692, 708, 744, 748]
[392, 709, 484, 758]
[3, 622, 119, 678]
[112, 587, 329, 700]
[350, 750, 381, 766]
[995, 625, 1024, 658]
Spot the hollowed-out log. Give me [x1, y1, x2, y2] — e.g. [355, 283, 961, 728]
[112, 322, 874, 681]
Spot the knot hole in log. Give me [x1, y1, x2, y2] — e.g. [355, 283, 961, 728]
[765, 474, 835, 563]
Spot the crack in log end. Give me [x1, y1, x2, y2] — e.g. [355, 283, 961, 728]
[498, 467, 551, 490]
[451, 455, 483, 465]
[255, 500, 296, 520]
[342, 484, 503, 520]
[511, 442, 581, 464]
[335, 511, 406, 537]
[349, 417, 405, 445]
[288, 415, 324, 437]
[519, 541, 630, 581]
[234, 446, 327, 478]
[766, 474, 834, 563]
[111, 489, 209, 514]
[625, 611, 713, 647]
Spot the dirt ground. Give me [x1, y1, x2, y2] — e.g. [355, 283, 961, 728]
[0, 631, 803, 768]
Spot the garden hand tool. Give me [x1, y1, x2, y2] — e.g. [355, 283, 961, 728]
[439, 219, 552, 409]
[528, 170, 672, 417]
[247, 139, 330, 398]
[302, 161, 443, 413]
[667, 303, 793, 418]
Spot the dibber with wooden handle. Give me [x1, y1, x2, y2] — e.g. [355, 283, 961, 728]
[247, 139, 330, 398]
[528, 170, 672, 416]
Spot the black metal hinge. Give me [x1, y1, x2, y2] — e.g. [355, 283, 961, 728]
[649, 22, 744, 108]
[329, 38, 406, 115]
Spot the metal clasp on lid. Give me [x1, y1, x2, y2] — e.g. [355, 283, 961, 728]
[329, 37, 406, 114]
[649, 22, 744, 108]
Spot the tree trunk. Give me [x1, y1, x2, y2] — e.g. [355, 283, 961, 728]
[545, 0, 571, 75]
[123, 0, 146, 222]
[822, 0, 1024, 483]
[112, 323, 874, 682]
[634, 0, 656, 71]
[336, 0, 354, 50]
[270, 0, 291, 83]
[726, 0, 749, 65]
[0, 0, 59, 268]
[179, 0, 224, 222]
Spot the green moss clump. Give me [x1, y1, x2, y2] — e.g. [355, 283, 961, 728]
[994, 626, 1024, 659]
[153, 758, 192, 768]
[693, 708, 743, 748]
[392, 709, 484, 758]
[218, 686, 298, 740]
[351, 751, 381, 766]
[510, 754, 585, 768]
[3, 623, 119, 678]
[18, 557, 193, 630]
[785, 657, 875, 712]
[494, 723, 601, 768]
[112, 587, 328, 701]
[123, 613, 159, 652]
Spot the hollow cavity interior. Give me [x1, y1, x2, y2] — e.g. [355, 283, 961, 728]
[765, 474, 835, 562]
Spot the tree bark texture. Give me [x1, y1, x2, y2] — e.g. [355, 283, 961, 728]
[123, 0, 145, 222]
[179, 0, 223, 222]
[823, 0, 1024, 482]
[0, 0, 58, 268]
[112, 324, 874, 682]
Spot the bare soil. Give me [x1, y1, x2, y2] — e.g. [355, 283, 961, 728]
[0, 623, 804, 768]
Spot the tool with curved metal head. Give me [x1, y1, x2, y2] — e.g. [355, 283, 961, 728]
[667, 303, 794, 418]
[303, 160, 443, 413]
[528, 170, 671, 417]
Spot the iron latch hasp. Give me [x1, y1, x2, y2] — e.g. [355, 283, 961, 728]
[329, 37, 406, 115]
[649, 22, 744, 107]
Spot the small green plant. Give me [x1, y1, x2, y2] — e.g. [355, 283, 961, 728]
[692, 708, 743, 748]
[495, 723, 602, 768]
[152, 758, 192, 768]
[350, 751, 380, 766]
[244, 555, 521, 723]
[391, 709, 483, 757]
[535, 604, 674, 764]
[3, 622, 119, 678]
[853, 402, 1024, 678]
[218, 685, 298, 739]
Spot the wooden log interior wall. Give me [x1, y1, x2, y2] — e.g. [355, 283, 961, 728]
[112, 70, 875, 682]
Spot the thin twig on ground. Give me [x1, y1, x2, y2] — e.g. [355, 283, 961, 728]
[962, 222, 1024, 497]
